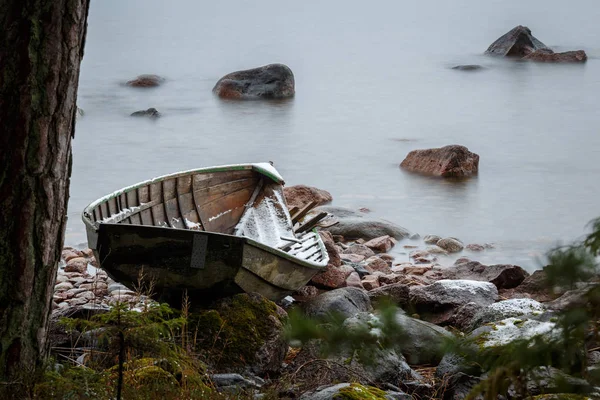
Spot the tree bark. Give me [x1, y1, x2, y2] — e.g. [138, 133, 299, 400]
[0, 0, 90, 395]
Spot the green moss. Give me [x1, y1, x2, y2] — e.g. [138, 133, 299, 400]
[130, 365, 177, 385]
[513, 319, 526, 327]
[529, 395, 591, 400]
[474, 332, 490, 349]
[34, 367, 111, 399]
[334, 383, 388, 400]
[189, 293, 285, 371]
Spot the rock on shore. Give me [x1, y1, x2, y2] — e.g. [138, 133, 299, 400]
[284, 185, 332, 209]
[316, 206, 412, 240]
[400, 145, 479, 178]
[212, 64, 295, 99]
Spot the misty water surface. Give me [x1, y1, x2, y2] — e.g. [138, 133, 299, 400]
[69, 0, 600, 270]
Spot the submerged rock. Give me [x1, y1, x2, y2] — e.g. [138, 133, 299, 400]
[423, 235, 442, 245]
[400, 145, 479, 178]
[131, 108, 160, 118]
[436, 237, 464, 253]
[452, 64, 484, 71]
[284, 185, 332, 209]
[523, 49, 587, 63]
[213, 63, 295, 99]
[126, 74, 164, 87]
[485, 25, 549, 57]
[485, 25, 587, 63]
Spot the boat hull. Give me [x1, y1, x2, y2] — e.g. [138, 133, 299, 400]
[92, 223, 322, 303]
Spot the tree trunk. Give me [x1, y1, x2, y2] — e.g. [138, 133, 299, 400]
[0, 0, 90, 396]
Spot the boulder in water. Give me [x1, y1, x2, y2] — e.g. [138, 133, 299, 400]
[213, 63, 295, 99]
[400, 145, 479, 178]
[131, 108, 160, 118]
[486, 26, 587, 63]
[485, 25, 549, 57]
[523, 49, 587, 63]
[452, 64, 484, 71]
[126, 74, 164, 87]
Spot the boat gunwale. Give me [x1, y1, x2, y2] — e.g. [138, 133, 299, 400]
[95, 223, 328, 270]
[82, 163, 284, 230]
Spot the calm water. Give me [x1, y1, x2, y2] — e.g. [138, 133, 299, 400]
[68, 0, 600, 271]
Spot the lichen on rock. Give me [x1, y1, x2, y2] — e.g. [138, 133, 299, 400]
[334, 383, 389, 399]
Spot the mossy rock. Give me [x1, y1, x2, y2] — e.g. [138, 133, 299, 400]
[334, 383, 389, 400]
[129, 365, 178, 386]
[528, 395, 593, 400]
[189, 293, 288, 375]
[104, 357, 213, 399]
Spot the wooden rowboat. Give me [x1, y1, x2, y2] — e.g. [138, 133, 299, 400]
[82, 163, 329, 304]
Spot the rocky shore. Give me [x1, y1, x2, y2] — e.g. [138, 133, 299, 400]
[49, 184, 600, 399]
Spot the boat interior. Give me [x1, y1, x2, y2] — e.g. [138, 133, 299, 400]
[84, 165, 328, 264]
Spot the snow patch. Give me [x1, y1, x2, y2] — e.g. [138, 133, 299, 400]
[486, 298, 544, 315]
[482, 317, 557, 347]
[253, 162, 284, 182]
[436, 279, 497, 294]
[100, 206, 141, 223]
[208, 209, 232, 222]
[235, 193, 294, 248]
[185, 219, 202, 229]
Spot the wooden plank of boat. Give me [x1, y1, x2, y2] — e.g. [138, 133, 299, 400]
[295, 211, 328, 234]
[291, 200, 317, 224]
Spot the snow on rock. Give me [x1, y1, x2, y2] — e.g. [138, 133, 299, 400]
[485, 298, 544, 315]
[469, 298, 545, 331]
[409, 280, 498, 325]
[472, 317, 557, 348]
[433, 279, 498, 297]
